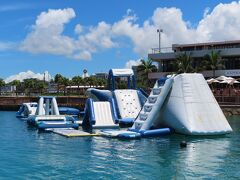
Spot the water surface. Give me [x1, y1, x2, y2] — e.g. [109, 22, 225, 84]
[0, 111, 239, 179]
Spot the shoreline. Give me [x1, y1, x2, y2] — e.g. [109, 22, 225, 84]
[0, 96, 86, 111]
[221, 105, 240, 116]
[0, 96, 240, 116]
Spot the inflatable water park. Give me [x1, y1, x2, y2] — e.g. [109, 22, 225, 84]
[17, 68, 232, 139]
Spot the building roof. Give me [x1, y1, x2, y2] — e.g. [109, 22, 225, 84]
[172, 40, 240, 49]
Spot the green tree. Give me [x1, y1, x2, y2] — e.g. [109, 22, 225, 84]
[0, 78, 5, 95]
[9, 80, 21, 96]
[202, 50, 224, 77]
[84, 77, 97, 87]
[54, 74, 64, 94]
[23, 78, 36, 95]
[72, 76, 83, 95]
[96, 78, 107, 88]
[174, 52, 194, 73]
[9, 80, 21, 86]
[36, 81, 47, 94]
[61, 77, 70, 96]
[22, 78, 47, 95]
[137, 58, 157, 87]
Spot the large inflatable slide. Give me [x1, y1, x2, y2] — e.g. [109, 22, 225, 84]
[82, 69, 147, 130]
[82, 69, 232, 137]
[157, 73, 232, 135]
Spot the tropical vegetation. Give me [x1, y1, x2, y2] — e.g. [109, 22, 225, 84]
[0, 78, 5, 94]
[136, 58, 157, 89]
[0, 51, 226, 96]
[201, 50, 225, 77]
[174, 52, 194, 73]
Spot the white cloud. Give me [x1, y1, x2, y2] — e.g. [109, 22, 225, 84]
[112, 2, 240, 55]
[0, 42, 16, 51]
[74, 24, 83, 34]
[20, 8, 76, 56]
[72, 50, 91, 60]
[203, 7, 210, 18]
[0, 4, 33, 12]
[74, 21, 116, 60]
[125, 59, 141, 69]
[18, 2, 240, 60]
[20, 8, 116, 60]
[5, 71, 51, 83]
[196, 1, 240, 41]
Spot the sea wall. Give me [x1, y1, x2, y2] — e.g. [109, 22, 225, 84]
[0, 96, 240, 115]
[0, 96, 87, 111]
[221, 105, 240, 116]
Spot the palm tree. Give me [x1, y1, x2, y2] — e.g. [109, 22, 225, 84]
[137, 58, 157, 87]
[174, 52, 194, 73]
[202, 50, 224, 77]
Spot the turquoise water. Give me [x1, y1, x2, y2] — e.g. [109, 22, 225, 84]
[0, 111, 239, 179]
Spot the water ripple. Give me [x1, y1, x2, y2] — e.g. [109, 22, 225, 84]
[0, 112, 239, 179]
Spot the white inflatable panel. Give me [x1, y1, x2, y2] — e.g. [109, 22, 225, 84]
[37, 97, 44, 115]
[93, 102, 118, 128]
[111, 69, 134, 76]
[161, 73, 232, 135]
[24, 103, 37, 116]
[114, 90, 141, 119]
[52, 97, 60, 115]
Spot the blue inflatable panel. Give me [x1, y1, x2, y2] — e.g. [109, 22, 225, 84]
[117, 132, 141, 139]
[99, 129, 141, 139]
[59, 107, 80, 115]
[140, 128, 171, 137]
[118, 118, 135, 125]
[16, 113, 26, 118]
[38, 122, 79, 130]
[128, 128, 140, 133]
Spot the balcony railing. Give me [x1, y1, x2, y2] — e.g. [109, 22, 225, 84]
[150, 45, 240, 54]
[150, 47, 173, 54]
[215, 96, 240, 105]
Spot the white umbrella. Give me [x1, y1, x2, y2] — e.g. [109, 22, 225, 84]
[216, 75, 234, 81]
[216, 76, 227, 81]
[206, 78, 220, 84]
[219, 78, 238, 85]
[219, 80, 231, 84]
[229, 79, 240, 85]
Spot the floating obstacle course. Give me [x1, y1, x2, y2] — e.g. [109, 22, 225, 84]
[27, 96, 79, 130]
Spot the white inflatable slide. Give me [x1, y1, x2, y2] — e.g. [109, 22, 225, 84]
[92, 101, 118, 129]
[158, 73, 232, 135]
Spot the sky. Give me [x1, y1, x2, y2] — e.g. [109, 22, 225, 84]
[0, 0, 239, 82]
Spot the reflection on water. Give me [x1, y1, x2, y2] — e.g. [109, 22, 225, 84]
[0, 112, 239, 179]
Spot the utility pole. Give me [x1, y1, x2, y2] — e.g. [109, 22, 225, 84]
[157, 29, 163, 53]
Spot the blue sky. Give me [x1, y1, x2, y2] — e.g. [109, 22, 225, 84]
[0, 0, 238, 81]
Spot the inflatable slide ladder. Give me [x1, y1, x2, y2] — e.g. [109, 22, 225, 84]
[100, 78, 173, 139]
[130, 77, 174, 136]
